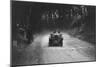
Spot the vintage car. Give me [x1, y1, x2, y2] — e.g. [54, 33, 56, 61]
[49, 31, 63, 47]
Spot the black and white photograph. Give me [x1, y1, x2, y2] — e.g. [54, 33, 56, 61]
[11, 0, 96, 66]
